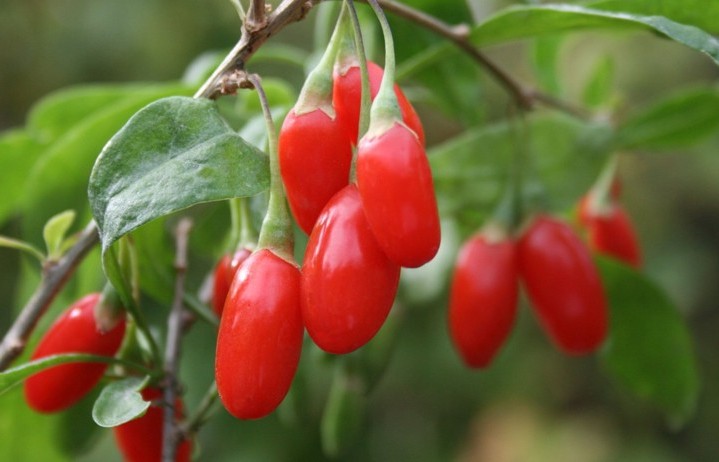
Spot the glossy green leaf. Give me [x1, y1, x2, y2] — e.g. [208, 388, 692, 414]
[471, 5, 719, 66]
[598, 257, 700, 424]
[617, 87, 719, 150]
[22, 84, 193, 239]
[42, 210, 76, 260]
[88, 96, 269, 252]
[0, 130, 43, 225]
[588, 0, 719, 34]
[582, 55, 615, 108]
[92, 376, 151, 428]
[0, 354, 122, 396]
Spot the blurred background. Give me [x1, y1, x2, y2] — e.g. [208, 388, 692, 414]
[1, 0, 718, 461]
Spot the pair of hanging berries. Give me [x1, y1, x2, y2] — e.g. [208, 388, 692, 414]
[449, 214, 609, 368]
[280, 7, 439, 355]
[24, 291, 126, 413]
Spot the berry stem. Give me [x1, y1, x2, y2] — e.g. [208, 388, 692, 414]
[250, 73, 295, 261]
[229, 197, 256, 250]
[365, 0, 402, 137]
[588, 154, 619, 211]
[345, 0, 371, 142]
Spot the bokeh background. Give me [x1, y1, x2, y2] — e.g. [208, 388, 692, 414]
[1, 0, 718, 461]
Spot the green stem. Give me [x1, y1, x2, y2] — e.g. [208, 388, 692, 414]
[346, 0, 371, 142]
[250, 73, 294, 261]
[366, 0, 402, 136]
[588, 154, 619, 211]
[229, 197, 256, 251]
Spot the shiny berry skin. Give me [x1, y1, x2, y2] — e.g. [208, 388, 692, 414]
[578, 194, 641, 268]
[212, 248, 252, 316]
[518, 215, 608, 355]
[113, 387, 192, 462]
[24, 293, 126, 413]
[333, 60, 425, 146]
[279, 108, 353, 234]
[448, 232, 518, 368]
[302, 184, 401, 354]
[356, 123, 441, 268]
[215, 249, 303, 419]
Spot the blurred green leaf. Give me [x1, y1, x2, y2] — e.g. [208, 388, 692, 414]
[598, 257, 699, 425]
[88, 96, 269, 252]
[92, 376, 151, 428]
[42, 210, 76, 260]
[320, 362, 368, 458]
[471, 5, 719, 66]
[588, 0, 719, 34]
[0, 130, 43, 225]
[617, 87, 719, 150]
[0, 235, 44, 262]
[582, 55, 615, 108]
[532, 35, 564, 96]
[22, 83, 193, 240]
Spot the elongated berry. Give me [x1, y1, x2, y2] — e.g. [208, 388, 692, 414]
[113, 387, 192, 462]
[578, 194, 641, 268]
[356, 123, 440, 268]
[279, 108, 353, 234]
[24, 293, 126, 413]
[215, 249, 303, 419]
[302, 184, 400, 354]
[333, 60, 425, 145]
[518, 215, 608, 355]
[449, 230, 518, 368]
[212, 248, 252, 316]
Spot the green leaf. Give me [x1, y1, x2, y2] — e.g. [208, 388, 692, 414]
[0, 130, 43, 225]
[0, 235, 45, 262]
[588, 0, 719, 35]
[532, 35, 564, 96]
[471, 5, 719, 66]
[88, 96, 269, 252]
[598, 257, 700, 425]
[43, 210, 76, 260]
[92, 376, 151, 428]
[320, 363, 368, 458]
[0, 354, 122, 396]
[582, 55, 615, 108]
[617, 87, 719, 150]
[22, 83, 193, 239]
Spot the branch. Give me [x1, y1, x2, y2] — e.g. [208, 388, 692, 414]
[246, 0, 268, 32]
[194, 0, 321, 99]
[0, 221, 99, 371]
[162, 218, 193, 462]
[371, 0, 592, 119]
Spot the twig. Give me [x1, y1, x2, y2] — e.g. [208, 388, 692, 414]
[194, 0, 321, 99]
[246, 0, 269, 32]
[162, 218, 193, 462]
[181, 381, 220, 435]
[0, 221, 99, 371]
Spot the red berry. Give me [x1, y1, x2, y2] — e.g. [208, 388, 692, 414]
[215, 249, 303, 419]
[302, 184, 400, 354]
[448, 231, 518, 368]
[212, 248, 252, 316]
[584, 202, 642, 268]
[279, 108, 353, 234]
[113, 387, 192, 462]
[333, 60, 425, 146]
[24, 293, 126, 413]
[518, 215, 608, 355]
[356, 123, 440, 268]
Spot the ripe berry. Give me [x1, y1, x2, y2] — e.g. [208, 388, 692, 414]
[279, 108, 353, 235]
[518, 215, 608, 355]
[356, 122, 440, 268]
[215, 249, 303, 419]
[212, 248, 252, 316]
[333, 60, 425, 145]
[112, 387, 192, 462]
[24, 293, 126, 413]
[302, 184, 400, 354]
[578, 194, 641, 268]
[448, 230, 518, 368]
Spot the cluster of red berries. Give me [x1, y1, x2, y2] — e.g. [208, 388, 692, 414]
[212, 58, 438, 420]
[22, 293, 191, 461]
[448, 175, 641, 368]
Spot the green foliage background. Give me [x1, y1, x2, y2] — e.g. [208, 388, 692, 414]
[1, 0, 719, 461]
